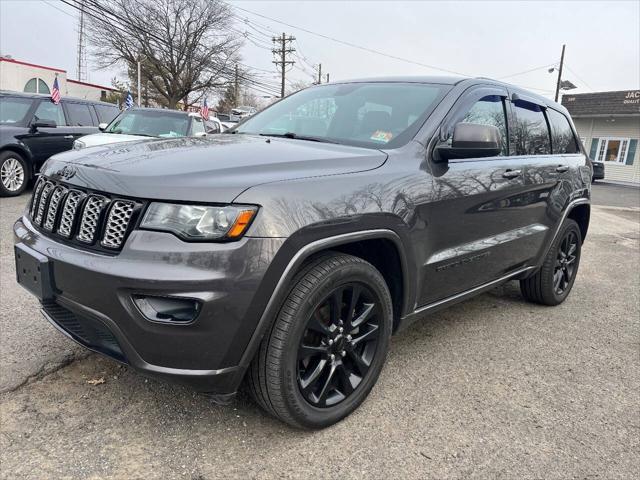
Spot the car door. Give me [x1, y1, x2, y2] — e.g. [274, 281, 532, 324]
[18, 99, 74, 165]
[508, 95, 581, 242]
[420, 85, 547, 305]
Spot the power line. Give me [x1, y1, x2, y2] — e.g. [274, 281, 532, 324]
[59, 0, 281, 97]
[42, 0, 76, 18]
[229, 3, 468, 77]
[563, 64, 595, 91]
[497, 62, 557, 80]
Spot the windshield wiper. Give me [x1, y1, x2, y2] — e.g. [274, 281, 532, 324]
[259, 132, 338, 144]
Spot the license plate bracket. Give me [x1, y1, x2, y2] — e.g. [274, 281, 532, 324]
[15, 243, 54, 301]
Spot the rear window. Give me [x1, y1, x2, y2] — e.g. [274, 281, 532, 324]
[0, 97, 33, 124]
[546, 108, 579, 154]
[66, 102, 95, 126]
[513, 100, 551, 155]
[94, 104, 120, 124]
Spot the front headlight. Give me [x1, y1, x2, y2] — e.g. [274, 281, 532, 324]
[72, 140, 86, 150]
[140, 202, 258, 241]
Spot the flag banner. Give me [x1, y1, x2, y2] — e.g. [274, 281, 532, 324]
[201, 98, 210, 121]
[51, 77, 61, 104]
[125, 91, 134, 110]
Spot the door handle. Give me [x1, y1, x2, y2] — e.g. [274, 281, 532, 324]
[64, 135, 74, 139]
[556, 165, 569, 173]
[502, 169, 521, 179]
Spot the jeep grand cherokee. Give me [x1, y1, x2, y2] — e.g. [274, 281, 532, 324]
[14, 76, 591, 429]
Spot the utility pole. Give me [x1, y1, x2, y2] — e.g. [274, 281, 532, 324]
[137, 59, 141, 107]
[554, 44, 566, 102]
[234, 63, 239, 106]
[317, 63, 322, 84]
[326, 73, 330, 83]
[76, 0, 87, 81]
[272, 32, 295, 98]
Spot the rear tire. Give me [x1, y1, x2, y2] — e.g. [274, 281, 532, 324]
[0, 151, 29, 197]
[520, 219, 582, 306]
[247, 252, 392, 429]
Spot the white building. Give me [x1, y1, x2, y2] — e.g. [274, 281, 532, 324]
[0, 56, 116, 102]
[562, 90, 640, 184]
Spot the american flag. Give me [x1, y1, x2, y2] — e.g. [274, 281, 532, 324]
[124, 91, 134, 110]
[51, 76, 61, 104]
[200, 98, 209, 121]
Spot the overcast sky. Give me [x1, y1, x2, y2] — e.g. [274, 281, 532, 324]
[1, 0, 638, 100]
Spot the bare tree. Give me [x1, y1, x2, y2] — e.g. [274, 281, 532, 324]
[86, 0, 244, 109]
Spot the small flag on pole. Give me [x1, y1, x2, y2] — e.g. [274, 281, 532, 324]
[200, 98, 209, 121]
[51, 76, 61, 104]
[124, 91, 134, 110]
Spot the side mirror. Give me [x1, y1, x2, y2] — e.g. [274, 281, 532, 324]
[435, 123, 501, 162]
[98, 123, 108, 131]
[30, 119, 57, 132]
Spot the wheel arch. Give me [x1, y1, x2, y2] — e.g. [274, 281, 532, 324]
[567, 203, 590, 242]
[238, 229, 413, 369]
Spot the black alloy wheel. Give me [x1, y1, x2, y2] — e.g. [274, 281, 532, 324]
[520, 218, 582, 306]
[553, 230, 579, 295]
[247, 253, 392, 429]
[297, 283, 381, 407]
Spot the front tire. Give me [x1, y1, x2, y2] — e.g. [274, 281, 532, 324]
[247, 253, 393, 429]
[520, 219, 582, 306]
[0, 151, 29, 197]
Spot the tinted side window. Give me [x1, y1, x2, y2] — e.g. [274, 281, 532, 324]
[462, 95, 508, 155]
[546, 108, 578, 154]
[513, 100, 551, 155]
[33, 101, 66, 126]
[66, 103, 94, 126]
[94, 104, 120, 124]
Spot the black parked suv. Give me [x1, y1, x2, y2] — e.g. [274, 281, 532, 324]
[14, 77, 590, 429]
[0, 91, 119, 196]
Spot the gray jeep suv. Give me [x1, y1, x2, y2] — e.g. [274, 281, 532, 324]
[14, 77, 591, 429]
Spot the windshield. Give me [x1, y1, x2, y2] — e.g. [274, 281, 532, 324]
[105, 110, 190, 137]
[234, 82, 449, 149]
[0, 97, 33, 125]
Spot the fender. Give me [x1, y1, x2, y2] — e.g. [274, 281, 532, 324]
[237, 228, 411, 369]
[535, 197, 590, 270]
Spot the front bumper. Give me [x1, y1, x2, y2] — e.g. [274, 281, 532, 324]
[14, 216, 285, 395]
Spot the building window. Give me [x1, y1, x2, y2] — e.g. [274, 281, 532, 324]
[24, 77, 51, 94]
[596, 137, 634, 164]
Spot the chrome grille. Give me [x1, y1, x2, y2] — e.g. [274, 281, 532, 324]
[30, 177, 46, 217]
[27, 177, 138, 252]
[33, 181, 54, 225]
[43, 186, 68, 231]
[101, 201, 135, 249]
[57, 190, 83, 238]
[77, 195, 108, 243]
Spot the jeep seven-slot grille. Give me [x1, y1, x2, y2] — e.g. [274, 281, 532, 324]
[29, 177, 139, 252]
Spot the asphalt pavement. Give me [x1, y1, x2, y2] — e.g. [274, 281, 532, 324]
[0, 183, 638, 479]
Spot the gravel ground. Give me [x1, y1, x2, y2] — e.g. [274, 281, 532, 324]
[0, 186, 639, 479]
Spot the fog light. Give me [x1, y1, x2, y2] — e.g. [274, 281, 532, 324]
[133, 295, 201, 324]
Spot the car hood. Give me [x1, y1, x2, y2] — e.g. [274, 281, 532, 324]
[77, 132, 154, 148]
[42, 134, 388, 203]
